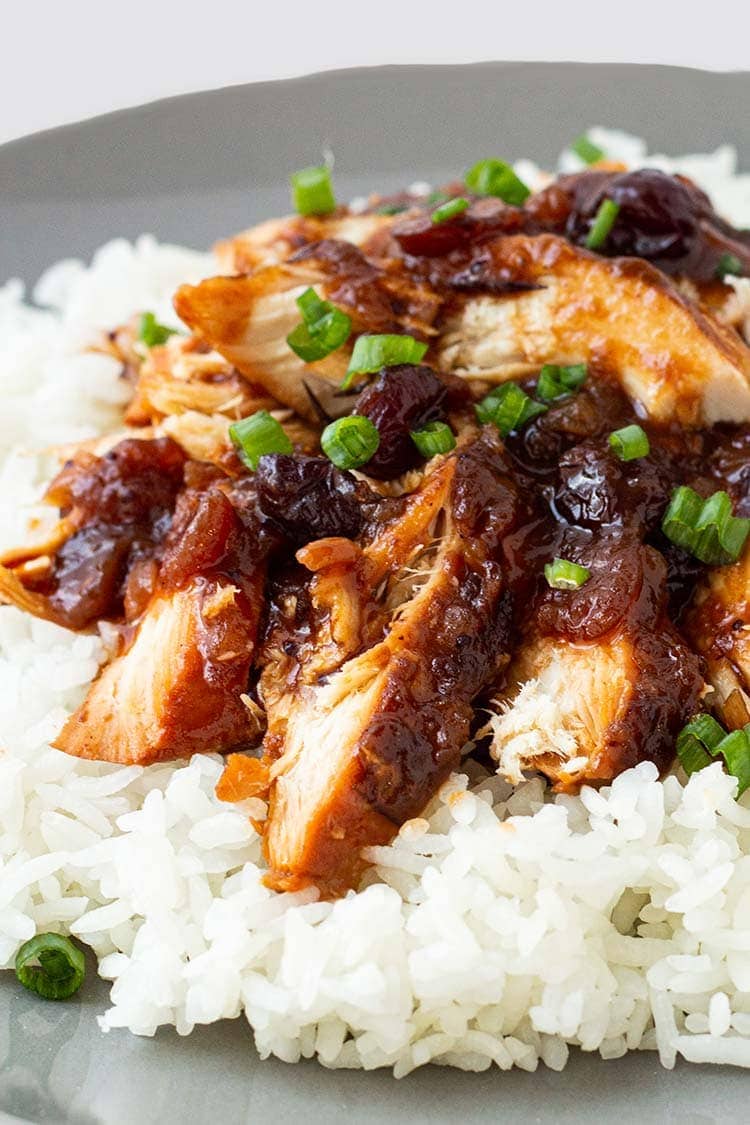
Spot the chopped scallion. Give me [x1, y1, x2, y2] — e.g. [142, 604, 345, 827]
[138, 312, 178, 348]
[475, 383, 547, 436]
[661, 486, 750, 566]
[376, 202, 409, 215]
[290, 165, 336, 216]
[716, 252, 744, 279]
[544, 557, 591, 590]
[321, 415, 380, 470]
[410, 420, 456, 458]
[465, 159, 530, 205]
[571, 134, 605, 165]
[342, 334, 428, 390]
[15, 933, 85, 1001]
[286, 287, 351, 362]
[229, 410, 293, 470]
[677, 714, 750, 795]
[609, 424, 651, 462]
[585, 199, 621, 250]
[536, 363, 588, 402]
[717, 727, 750, 795]
[431, 197, 469, 224]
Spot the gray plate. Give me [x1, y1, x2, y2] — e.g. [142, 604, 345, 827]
[1, 62, 750, 1125]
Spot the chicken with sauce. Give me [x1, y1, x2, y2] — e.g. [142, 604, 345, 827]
[3, 156, 750, 897]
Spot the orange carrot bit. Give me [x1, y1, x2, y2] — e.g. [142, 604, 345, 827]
[215, 754, 270, 803]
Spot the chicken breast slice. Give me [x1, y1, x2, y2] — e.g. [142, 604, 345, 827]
[436, 235, 750, 426]
[488, 545, 703, 790]
[259, 437, 519, 894]
[216, 212, 396, 273]
[178, 230, 750, 427]
[54, 577, 261, 765]
[174, 243, 441, 420]
[684, 547, 750, 729]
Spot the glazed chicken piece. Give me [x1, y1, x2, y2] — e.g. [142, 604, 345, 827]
[0, 438, 274, 764]
[488, 540, 704, 789]
[176, 231, 750, 427]
[434, 234, 750, 426]
[55, 576, 261, 764]
[684, 546, 750, 730]
[216, 211, 398, 274]
[174, 240, 442, 420]
[256, 435, 520, 894]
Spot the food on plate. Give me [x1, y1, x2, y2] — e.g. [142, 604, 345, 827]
[3, 129, 750, 1074]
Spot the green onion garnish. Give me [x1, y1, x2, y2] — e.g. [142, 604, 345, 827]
[138, 312, 178, 348]
[677, 714, 750, 794]
[465, 159, 530, 205]
[609, 424, 651, 462]
[286, 287, 351, 363]
[376, 202, 409, 216]
[661, 486, 750, 566]
[571, 134, 605, 165]
[536, 363, 588, 402]
[15, 933, 85, 1001]
[475, 383, 547, 436]
[431, 197, 469, 224]
[427, 190, 450, 206]
[544, 557, 591, 590]
[716, 252, 744, 279]
[290, 165, 336, 216]
[717, 728, 750, 795]
[229, 410, 293, 470]
[321, 415, 380, 470]
[585, 199, 621, 250]
[410, 420, 456, 458]
[342, 334, 428, 390]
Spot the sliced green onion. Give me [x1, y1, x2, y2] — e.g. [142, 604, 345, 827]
[229, 410, 293, 470]
[376, 202, 409, 215]
[544, 557, 591, 590]
[138, 311, 178, 348]
[662, 486, 750, 566]
[290, 165, 336, 216]
[679, 713, 727, 754]
[536, 363, 588, 402]
[465, 159, 530, 205]
[676, 714, 750, 792]
[431, 197, 469, 224]
[426, 190, 450, 205]
[410, 420, 456, 458]
[15, 933, 85, 1001]
[286, 287, 351, 362]
[676, 732, 713, 776]
[321, 415, 380, 470]
[609, 424, 651, 462]
[475, 383, 547, 436]
[342, 334, 428, 390]
[585, 199, 621, 250]
[571, 134, 605, 165]
[717, 727, 750, 795]
[716, 252, 744, 279]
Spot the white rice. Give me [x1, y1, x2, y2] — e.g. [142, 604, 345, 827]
[3, 134, 750, 1074]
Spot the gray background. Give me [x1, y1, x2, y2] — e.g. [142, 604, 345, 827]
[1, 62, 750, 1124]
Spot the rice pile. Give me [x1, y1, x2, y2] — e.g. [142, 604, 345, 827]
[3, 133, 750, 1075]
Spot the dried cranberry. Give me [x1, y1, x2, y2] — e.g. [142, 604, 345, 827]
[536, 533, 646, 642]
[255, 455, 367, 543]
[563, 168, 750, 280]
[555, 438, 673, 533]
[354, 364, 447, 479]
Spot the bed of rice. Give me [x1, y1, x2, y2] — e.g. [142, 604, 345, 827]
[3, 130, 750, 1076]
